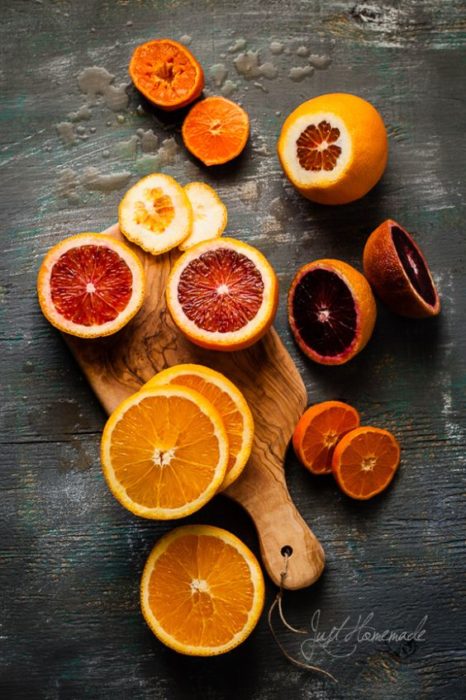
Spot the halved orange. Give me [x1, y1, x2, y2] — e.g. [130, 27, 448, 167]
[37, 233, 145, 338]
[166, 237, 278, 351]
[180, 182, 228, 251]
[129, 38, 204, 111]
[332, 426, 400, 500]
[278, 93, 388, 205]
[140, 525, 265, 655]
[293, 401, 360, 475]
[100, 386, 229, 519]
[143, 364, 254, 489]
[119, 174, 192, 255]
[182, 96, 250, 166]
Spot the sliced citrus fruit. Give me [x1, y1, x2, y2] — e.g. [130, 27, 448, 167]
[100, 386, 229, 519]
[288, 259, 376, 365]
[129, 38, 204, 111]
[119, 174, 192, 255]
[277, 93, 388, 205]
[332, 426, 400, 500]
[166, 237, 278, 351]
[179, 182, 228, 251]
[140, 524, 265, 655]
[363, 219, 440, 318]
[37, 233, 144, 338]
[143, 364, 254, 489]
[182, 96, 250, 166]
[293, 401, 360, 475]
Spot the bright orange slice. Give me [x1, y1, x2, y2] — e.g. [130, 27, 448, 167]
[37, 233, 145, 338]
[129, 38, 204, 111]
[180, 182, 228, 251]
[119, 174, 192, 255]
[166, 237, 278, 351]
[332, 426, 400, 500]
[278, 93, 388, 205]
[293, 401, 360, 475]
[144, 364, 254, 489]
[140, 525, 265, 655]
[100, 386, 229, 519]
[182, 96, 250, 166]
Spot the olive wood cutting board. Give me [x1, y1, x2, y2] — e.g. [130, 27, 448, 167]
[63, 224, 325, 590]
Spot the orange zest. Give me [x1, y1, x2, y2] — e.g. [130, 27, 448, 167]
[332, 426, 400, 499]
[293, 401, 360, 475]
[182, 96, 250, 166]
[129, 38, 204, 111]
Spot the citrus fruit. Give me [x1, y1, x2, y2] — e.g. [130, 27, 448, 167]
[100, 386, 229, 519]
[180, 182, 228, 251]
[293, 401, 360, 475]
[288, 259, 376, 365]
[129, 38, 204, 111]
[332, 426, 400, 500]
[182, 96, 250, 166]
[277, 93, 388, 205]
[363, 219, 441, 318]
[140, 524, 265, 656]
[166, 237, 278, 351]
[143, 364, 254, 490]
[37, 233, 145, 338]
[119, 174, 192, 255]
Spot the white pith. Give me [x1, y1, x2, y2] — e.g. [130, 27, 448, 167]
[180, 182, 227, 250]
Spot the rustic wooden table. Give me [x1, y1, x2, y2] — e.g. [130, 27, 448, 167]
[1, 1, 465, 698]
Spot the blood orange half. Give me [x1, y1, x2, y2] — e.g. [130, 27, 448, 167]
[37, 233, 145, 338]
[166, 238, 278, 351]
[288, 259, 376, 365]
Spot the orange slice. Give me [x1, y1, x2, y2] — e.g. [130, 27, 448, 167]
[144, 364, 254, 489]
[100, 386, 229, 519]
[37, 233, 145, 338]
[278, 93, 388, 205]
[332, 426, 400, 500]
[179, 182, 228, 251]
[129, 38, 204, 111]
[119, 174, 192, 255]
[182, 96, 250, 166]
[140, 525, 265, 655]
[166, 237, 278, 351]
[293, 401, 360, 475]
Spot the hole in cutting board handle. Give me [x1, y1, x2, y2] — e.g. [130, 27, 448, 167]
[281, 545, 293, 557]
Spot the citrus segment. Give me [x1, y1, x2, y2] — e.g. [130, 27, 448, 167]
[129, 39, 204, 111]
[363, 219, 440, 318]
[100, 386, 229, 519]
[180, 182, 228, 251]
[37, 233, 145, 338]
[332, 426, 400, 500]
[182, 96, 249, 166]
[143, 364, 254, 489]
[293, 401, 360, 475]
[288, 259, 376, 365]
[166, 237, 278, 351]
[119, 174, 192, 255]
[278, 93, 388, 205]
[140, 525, 265, 655]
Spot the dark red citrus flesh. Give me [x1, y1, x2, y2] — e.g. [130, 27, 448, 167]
[296, 120, 341, 171]
[177, 248, 264, 333]
[391, 225, 437, 307]
[50, 245, 133, 326]
[290, 269, 357, 357]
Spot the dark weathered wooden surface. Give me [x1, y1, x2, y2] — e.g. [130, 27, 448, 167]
[1, 1, 465, 698]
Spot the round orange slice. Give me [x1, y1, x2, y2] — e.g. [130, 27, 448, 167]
[100, 386, 229, 519]
[143, 364, 254, 489]
[37, 233, 145, 338]
[119, 174, 192, 255]
[278, 93, 388, 205]
[140, 524, 265, 655]
[179, 182, 228, 251]
[129, 38, 204, 111]
[166, 237, 278, 351]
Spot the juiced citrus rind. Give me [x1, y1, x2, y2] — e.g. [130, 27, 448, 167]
[180, 182, 228, 251]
